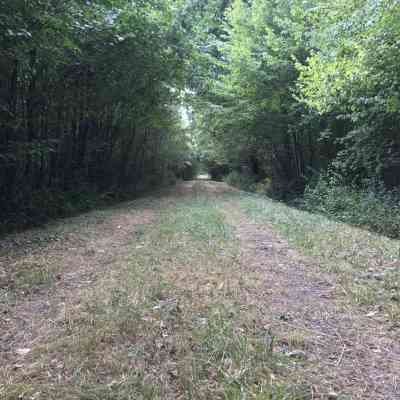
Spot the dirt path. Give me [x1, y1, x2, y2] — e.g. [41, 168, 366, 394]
[0, 181, 203, 374]
[0, 200, 156, 371]
[225, 203, 400, 399]
[1, 181, 399, 399]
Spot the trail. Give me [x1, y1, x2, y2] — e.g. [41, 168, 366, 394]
[1, 181, 399, 400]
[224, 203, 400, 399]
[0, 199, 156, 369]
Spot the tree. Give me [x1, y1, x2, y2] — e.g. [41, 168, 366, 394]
[297, 0, 400, 186]
[0, 0, 191, 223]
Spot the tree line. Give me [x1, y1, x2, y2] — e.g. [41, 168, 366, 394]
[0, 0, 191, 227]
[187, 0, 400, 236]
[190, 0, 399, 190]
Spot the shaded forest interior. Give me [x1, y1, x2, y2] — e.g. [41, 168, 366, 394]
[0, 0, 191, 230]
[1, 0, 400, 236]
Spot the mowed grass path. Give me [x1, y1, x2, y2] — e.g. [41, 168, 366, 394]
[1, 181, 399, 399]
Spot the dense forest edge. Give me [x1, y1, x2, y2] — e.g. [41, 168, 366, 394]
[0, 0, 197, 233]
[1, 0, 400, 237]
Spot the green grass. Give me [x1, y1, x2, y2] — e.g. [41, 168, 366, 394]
[236, 192, 400, 320]
[0, 261, 60, 298]
[1, 192, 308, 400]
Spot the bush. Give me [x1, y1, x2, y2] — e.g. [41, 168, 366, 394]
[302, 174, 400, 238]
[225, 171, 257, 192]
[255, 177, 272, 194]
[207, 162, 230, 181]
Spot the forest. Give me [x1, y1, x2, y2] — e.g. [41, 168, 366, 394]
[0, 0, 191, 229]
[1, 0, 400, 236]
[1, 1, 400, 399]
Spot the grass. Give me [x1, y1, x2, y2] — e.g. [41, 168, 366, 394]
[0, 195, 159, 298]
[236, 192, 400, 321]
[0, 176, 170, 237]
[1, 192, 309, 400]
[5, 182, 398, 399]
[0, 259, 61, 300]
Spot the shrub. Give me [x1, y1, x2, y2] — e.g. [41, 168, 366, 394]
[302, 174, 400, 238]
[225, 171, 257, 191]
[207, 162, 231, 181]
[255, 177, 272, 194]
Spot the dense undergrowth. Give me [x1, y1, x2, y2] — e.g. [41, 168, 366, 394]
[0, 0, 196, 232]
[302, 177, 400, 239]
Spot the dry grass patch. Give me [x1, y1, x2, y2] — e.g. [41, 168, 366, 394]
[1, 192, 309, 400]
[0, 259, 60, 295]
[237, 193, 400, 322]
[219, 192, 400, 399]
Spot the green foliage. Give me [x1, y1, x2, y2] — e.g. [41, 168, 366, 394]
[0, 0, 192, 227]
[189, 0, 322, 194]
[225, 171, 257, 192]
[297, 0, 400, 184]
[303, 174, 400, 238]
[0, 189, 116, 235]
[190, 0, 400, 202]
[2, 0, 400, 229]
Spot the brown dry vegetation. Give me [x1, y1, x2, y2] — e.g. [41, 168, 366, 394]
[1, 181, 399, 399]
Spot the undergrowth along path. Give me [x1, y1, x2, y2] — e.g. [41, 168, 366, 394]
[0, 181, 399, 399]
